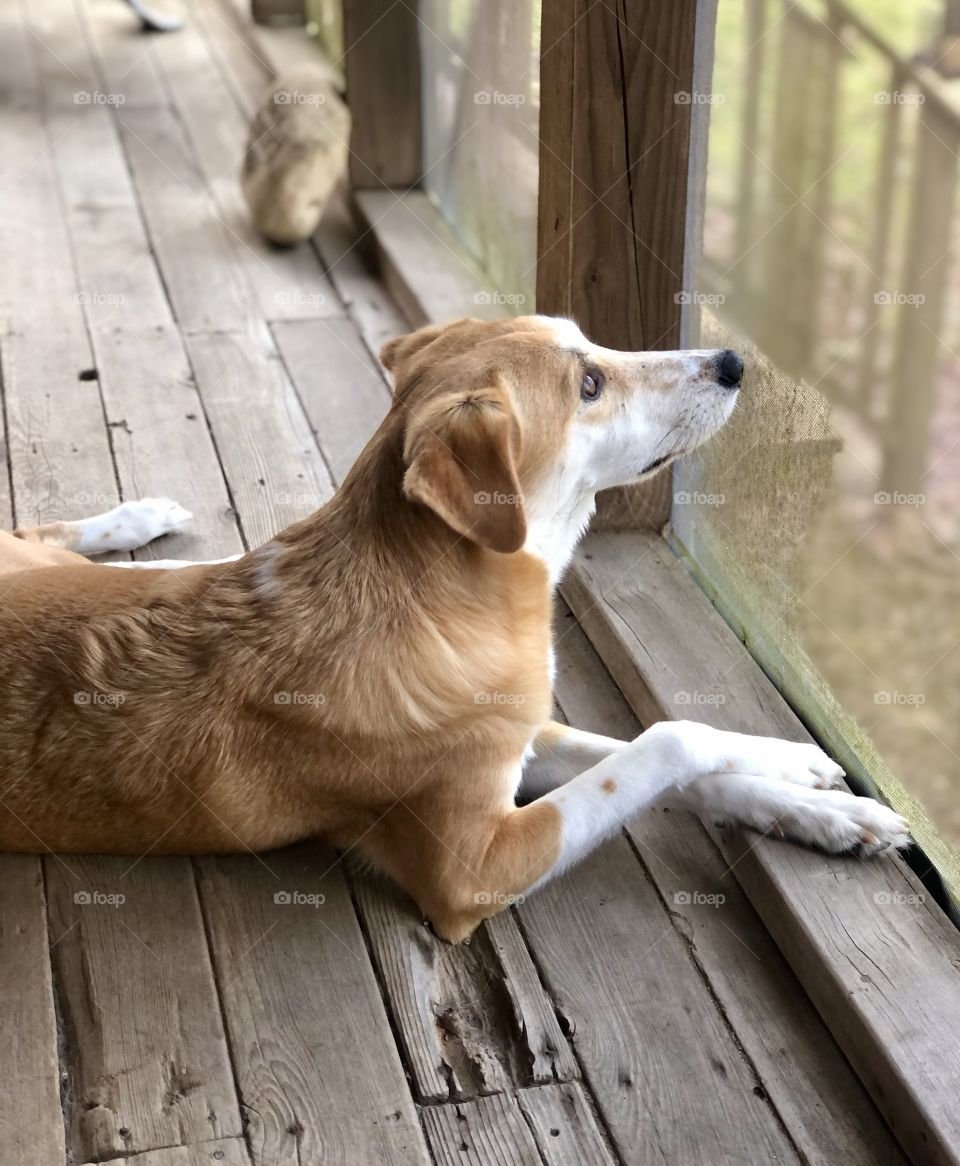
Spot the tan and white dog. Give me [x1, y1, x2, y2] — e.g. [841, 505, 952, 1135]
[0, 316, 909, 941]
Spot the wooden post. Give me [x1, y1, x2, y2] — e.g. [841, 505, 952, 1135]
[537, 0, 713, 529]
[342, 0, 422, 189]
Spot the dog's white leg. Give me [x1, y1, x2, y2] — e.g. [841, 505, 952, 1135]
[17, 498, 194, 555]
[530, 722, 910, 883]
[521, 721, 627, 797]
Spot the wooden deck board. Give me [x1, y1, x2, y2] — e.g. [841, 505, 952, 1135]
[47, 855, 242, 1162]
[197, 847, 430, 1166]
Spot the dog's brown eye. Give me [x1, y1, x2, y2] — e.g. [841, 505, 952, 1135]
[580, 368, 604, 401]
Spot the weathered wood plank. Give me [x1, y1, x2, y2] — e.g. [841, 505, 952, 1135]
[150, 13, 340, 324]
[49, 104, 244, 561]
[550, 602, 907, 1166]
[353, 191, 504, 329]
[516, 831, 796, 1165]
[0, 50, 118, 529]
[421, 1092, 542, 1166]
[197, 846, 430, 1166]
[351, 869, 577, 1104]
[184, 326, 334, 547]
[81, 1136, 252, 1166]
[515, 1082, 617, 1166]
[46, 855, 242, 1162]
[562, 531, 960, 1165]
[117, 105, 259, 335]
[271, 317, 391, 482]
[0, 857, 66, 1166]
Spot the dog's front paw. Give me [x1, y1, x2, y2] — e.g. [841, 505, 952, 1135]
[123, 497, 193, 543]
[766, 788, 911, 855]
[718, 734, 845, 790]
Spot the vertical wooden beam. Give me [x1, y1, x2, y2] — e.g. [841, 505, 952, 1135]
[537, 0, 711, 529]
[342, 0, 421, 188]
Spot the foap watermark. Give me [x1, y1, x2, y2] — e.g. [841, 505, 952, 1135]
[674, 90, 725, 105]
[474, 691, 526, 707]
[274, 691, 326, 707]
[274, 291, 326, 308]
[74, 291, 126, 306]
[274, 890, 327, 907]
[474, 891, 525, 906]
[74, 691, 125, 709]
[74, 90, 126, 106]
[274, 89, 327, 106]
[474, 90, 526, 106]
[474, 290, 527, 308]
[674, 490, 725, 508]
[674, 290, 725, 306]
[674, 691, 726, 708]
[73, 491, 119, 508]
[673, 890, 725, 907]
[874, 291, 925, 307]
[874, 890, 925, 906]
[874, 691, 925, 707]
[74, 890, 125, 908]
[873, 491, 925, 508]
[275, 490, 325, 508]
[474, 490, 524, 507]
[874, 91, 925, 106]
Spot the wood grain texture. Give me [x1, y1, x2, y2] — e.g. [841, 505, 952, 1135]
[80, 1136, 252, 1166]
[517, 832, 796, 1166]
[185, 326, 335, 548]
[515, 1082, 617, 1166]
[421, 1092, 543, 1166]
[342, 0, 421, 187]
[46, 855, 242, 1162]
[351, 870, 577, 1103]
[197, 846, 430, 1166]
[537, 0, 700, 532]
[49, 105, 244, 562]
[562, 530, 960, 1165]
[550, 602, 906, 1166]
[271, 316, 391, 482]
[0, 857, 66, 1166]
[0, 35, 118, 529]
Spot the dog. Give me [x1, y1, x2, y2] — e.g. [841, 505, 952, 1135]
[0, 316, 909, 941]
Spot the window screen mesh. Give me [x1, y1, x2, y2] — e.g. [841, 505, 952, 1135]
[674, 0, 960, 895]
[419, 0, 540, 311]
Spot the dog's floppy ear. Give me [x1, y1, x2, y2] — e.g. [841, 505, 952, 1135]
[379, 325, 443, 376]
[402, 376, 526, 554]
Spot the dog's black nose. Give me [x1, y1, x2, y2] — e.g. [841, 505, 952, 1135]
[716, 349, 743, 389]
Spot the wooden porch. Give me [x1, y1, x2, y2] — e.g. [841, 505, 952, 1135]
[0, 2, 957, 1165]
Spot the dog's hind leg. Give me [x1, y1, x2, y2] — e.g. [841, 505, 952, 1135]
[14, 497, 193, 555]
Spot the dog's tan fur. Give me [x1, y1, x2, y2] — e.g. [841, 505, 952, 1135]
[0, 318, 613, 940]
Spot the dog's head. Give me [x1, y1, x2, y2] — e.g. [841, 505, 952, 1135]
[381, 315, 742, 561]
